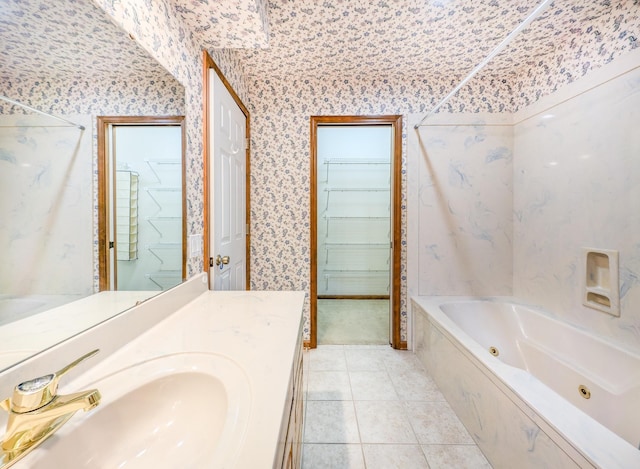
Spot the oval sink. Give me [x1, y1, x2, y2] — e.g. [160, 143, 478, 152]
[23, 353, 252, 468]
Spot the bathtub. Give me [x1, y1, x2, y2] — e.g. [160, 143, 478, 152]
[0, 294, 82, 326]
[412, 296, 640, 469]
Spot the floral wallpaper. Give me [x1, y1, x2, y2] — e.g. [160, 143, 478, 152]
[511, 0, 640, 110]
[0, 0, 248, 287]
[173, 0, 270, 48]
[0, 0, 178, 84]
[237, 1, 638, 86]
[2, 0, 639, 345]
[0, 75, 184, 116]
[247, 74, 516, 343]
[242, 0, 639, 344]
[89, 0, 249, 278]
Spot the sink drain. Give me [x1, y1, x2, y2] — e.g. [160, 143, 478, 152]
[488, 346, 499, 357]
[578, 385, 591, 399]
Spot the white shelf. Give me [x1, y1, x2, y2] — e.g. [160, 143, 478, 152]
[318, 154, 391, 295]
[323, 158, 389, 165]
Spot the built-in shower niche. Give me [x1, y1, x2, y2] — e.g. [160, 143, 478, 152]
[582, 248, 619, 317]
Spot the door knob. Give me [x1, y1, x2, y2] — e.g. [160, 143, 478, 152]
[215, 255, 230, 266]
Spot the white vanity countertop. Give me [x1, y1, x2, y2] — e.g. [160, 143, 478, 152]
[11, 287, 305, 468]
[102, 289, 306, 468]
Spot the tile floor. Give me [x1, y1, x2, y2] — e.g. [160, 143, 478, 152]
[302, 345, 492, 469]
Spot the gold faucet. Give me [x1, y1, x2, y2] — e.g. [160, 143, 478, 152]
[0, 350, 101, 468]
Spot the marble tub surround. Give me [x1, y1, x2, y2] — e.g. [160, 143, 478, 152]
[412, 297, 640, 469]
[513, 49, 640, 353]
[0, 274, 305, 467]
[0, 115, 93, 298]
[407, 112, 514, 301]
[407, 48, 640, 352]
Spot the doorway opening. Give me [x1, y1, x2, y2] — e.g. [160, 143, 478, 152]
[98, 116, 186, 291]
[310, 116, 403, 349]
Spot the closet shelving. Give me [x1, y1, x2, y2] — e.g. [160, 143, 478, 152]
[146, 216, 181, 236]
[318, 158, 391, 296]
[142, 159, 182, 290]
[144, 186, 182, 210]
[145, 159, 181, 182]
[145, 270, 182, 290]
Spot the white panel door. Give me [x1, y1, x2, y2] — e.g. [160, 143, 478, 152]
[210, 70, 246, 290]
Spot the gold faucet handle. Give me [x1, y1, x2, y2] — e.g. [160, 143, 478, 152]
[7, 349, 100, 414]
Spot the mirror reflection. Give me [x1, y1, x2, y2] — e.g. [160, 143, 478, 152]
[0, 0, 186, 371]
[99, 117, 185, 292]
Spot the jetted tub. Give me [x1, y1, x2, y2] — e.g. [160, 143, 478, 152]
[0, 294, 81, 326]
[412, 297, 640, 469]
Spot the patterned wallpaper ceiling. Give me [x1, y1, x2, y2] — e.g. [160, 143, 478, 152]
[231, 0, 635, 80]
[0, 0, 176, 81]
[2, 0, 636, 89]
[173, 0, 270, 48]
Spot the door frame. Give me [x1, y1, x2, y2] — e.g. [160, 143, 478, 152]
[309, 115, 404, 349]
[202, 51, 251, 288]
[97, 115, 186, 291]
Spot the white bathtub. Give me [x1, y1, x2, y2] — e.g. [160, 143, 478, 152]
[412, 296, 640, 469]
[0, 294, 83, 326]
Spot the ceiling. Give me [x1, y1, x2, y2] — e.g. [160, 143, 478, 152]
[0, 0, 632, 87]
[200, 0, 619, 81]
[0, 0, 175, 81]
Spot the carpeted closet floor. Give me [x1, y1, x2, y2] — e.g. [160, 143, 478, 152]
[317, 299, 389, 345]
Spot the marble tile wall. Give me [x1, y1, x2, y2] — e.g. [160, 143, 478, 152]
[513, 51, 640, 352]
[407, 114, 514, 300]
[0, 74, 186, 293]
[0, 115, 94, 297]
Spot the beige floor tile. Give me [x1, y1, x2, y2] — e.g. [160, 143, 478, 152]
[362, 444, 430, 469]
[344, 348, 388, 371]
[355, 401, 417, 444]
[389, 368, 445, 401]
[302, 444, 365, 469]
[349, 371, 399, 401]
[405, 401, 475, 445]
[422, 444, 493, 468]
[308, 346, 347, 371]
[343, 344, 390, 350]
[304, 400, 361, 443]
[307, 371, 352, 400]
[383, 349, 427, 373]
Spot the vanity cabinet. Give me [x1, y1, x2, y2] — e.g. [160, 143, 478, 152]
[275, 321, 304, 469]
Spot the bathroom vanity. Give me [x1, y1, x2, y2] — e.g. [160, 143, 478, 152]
[0, 273, 305, 468]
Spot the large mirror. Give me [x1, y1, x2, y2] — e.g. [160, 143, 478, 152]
[0, 0, 186, 371]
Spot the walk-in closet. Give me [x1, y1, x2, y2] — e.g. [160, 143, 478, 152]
[105, 123, 184, 291]
[315, 124, 392, 344]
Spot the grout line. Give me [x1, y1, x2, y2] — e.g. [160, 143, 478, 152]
[342, 348, 367, 468]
